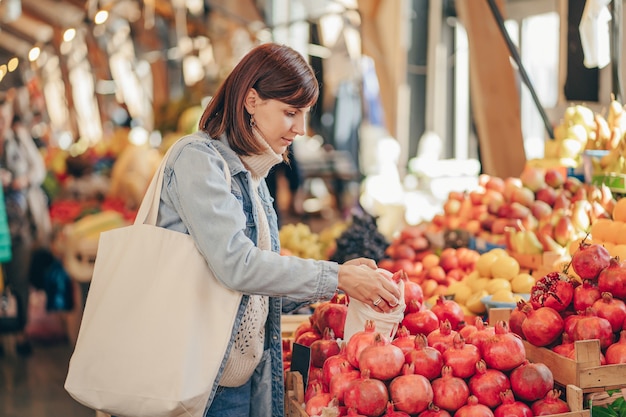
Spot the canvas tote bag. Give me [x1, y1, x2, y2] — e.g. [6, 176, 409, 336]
[65, 136, 243, 417]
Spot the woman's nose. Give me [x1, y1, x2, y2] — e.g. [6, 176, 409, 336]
[292, 114, 306, 136]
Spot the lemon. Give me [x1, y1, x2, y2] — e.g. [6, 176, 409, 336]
[486, 278, 513, 295]
[490, 256, 520, 280]
[475, 252, 499, 277]
[446, 282, 473, 305]
[511, 273, 535, 293]
[491, 289, 515, 303]
[466, 290, 488, 314]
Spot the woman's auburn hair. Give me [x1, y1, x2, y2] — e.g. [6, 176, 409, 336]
[199, 43, 319, 156]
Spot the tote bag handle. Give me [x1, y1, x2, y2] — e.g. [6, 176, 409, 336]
[135, 135, 231, 227]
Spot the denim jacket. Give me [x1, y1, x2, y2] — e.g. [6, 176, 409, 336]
[156, 132, 339, 416]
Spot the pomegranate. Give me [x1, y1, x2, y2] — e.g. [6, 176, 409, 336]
[382, 401, 411, 417]
[508, 300, 528, 339]
[455, 395, 494, 417]
[359, 334, 405, 381]
[305, 383, 333, 416]
[592, 292, 626, 332]
[494, 389, 533, 417]
[402, 304, 439, 336]
[520, 304, 564, 347]
[389, 364, 434, 415]
[393, 269, 424, 306]
[431, 365, 470, 412]
[573, 280, 601, 311]
[427, 320, 458, 354]
[480, 321, 525, 371]
[405, 333, 443, 380]
[571, 307, 615, 349]
[346, 320, 389, 368]
[443, 333, 481, 379]
[531, 389, 570, 416]
[305, 380, 323, 403]
[322, 344, 355, 390]
[310, 327, 341, 368]
[431, 295, 465, 330]
[295, 330, 321, 347]
[553, 333, 575, 358]
[346, 408, 367, 417]
[509, 360, 554, 402]
[418, 403, 452, 417]
[344, 370, 390, 417]
[313, 292, 349, 339]
[564, 312, 585, 340]
[571, 242, 611, 280]
[293, 320, 314, 341]
[466, 317, 495, 350]
[468, 360, 511, 409]
[606, 330, 626, 364]
[598, 257, 626, 300]
[392, 326, 416, 355]
[459, 320, 478, 340]
[530, 271, 574, 312]
[329, 369, 361, 404]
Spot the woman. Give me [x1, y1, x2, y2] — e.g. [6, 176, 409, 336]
[156, 43, 400, 417]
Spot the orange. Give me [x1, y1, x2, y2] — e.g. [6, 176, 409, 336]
[590, 218, 612, 243]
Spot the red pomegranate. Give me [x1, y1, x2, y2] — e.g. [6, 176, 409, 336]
[520, 304, 564, 347]
[455, 395, 494, 417]
[418, 403, 452, 417]
[571, 242, 611, 280]
[329, 369, 360, 404]
[393, 269, 424, 306]
[322, 344, 355, 391]
[305, 383, 333, 416]
[427, 320, 458, 354]
[598, 257, 626, 300]
[346, 320, 389, 368]
[295, 330, 321, 347]
[431, 295, 465, 330]
[606, 330, 626, 364]
[494, 389, 533, 417]
[508, 300, 528, 339]
[442, 333, 481, 379]
[592, 292, 626, 333]
[509, 360, 554, 402]
[382, 401, 411, 417]
[530, 271, 574, 312]
[405, 333, 443, 381]
[312, 292, 348, 339]
[466, 317, 495, 350]
[468, 360, 511, 409]
[389, 363, 434, 415]
[571, 307, 615, 349]
[343, 370, 389, 417]
[480, 321, 525, 371]
[573, 280, 602, 312]
[358, 334, 405, 381]
[431, 365, 470, 412]
[552, 333, 575, 358]
[402, 305, 439, 336]
[310, 327, 340, 368]
[531, 389, 570, 416]
[392, 326, 416, 355]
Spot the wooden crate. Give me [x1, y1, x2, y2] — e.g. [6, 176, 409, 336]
[285, 371, 308, 417]
[283, 370, 590, 417]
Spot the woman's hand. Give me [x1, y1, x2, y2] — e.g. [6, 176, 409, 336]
[337, 259, 401, 313]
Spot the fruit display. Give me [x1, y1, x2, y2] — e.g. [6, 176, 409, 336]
[431, 169, 615, 256]
[286, 290, 571, 417]
[279, 221, 348, 260]
[509, 241, 626, 366]
[330, 213, 390, 264]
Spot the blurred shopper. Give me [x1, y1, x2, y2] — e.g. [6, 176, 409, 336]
[0, 110, 49, 355]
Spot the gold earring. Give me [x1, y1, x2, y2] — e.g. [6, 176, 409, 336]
[250, 115, 255, 127]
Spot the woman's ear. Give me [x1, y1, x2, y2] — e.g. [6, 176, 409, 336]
[244, 88, 259, 115]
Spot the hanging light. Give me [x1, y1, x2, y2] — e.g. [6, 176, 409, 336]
[94, 10, 109, 25]
[28, 47, 41, 62]
[64, 28, 77, 43]
[7, 57, 19, 72]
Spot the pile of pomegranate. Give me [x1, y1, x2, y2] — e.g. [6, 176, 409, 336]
[510, 241, 626, 365]
[285, 270, 571, 417]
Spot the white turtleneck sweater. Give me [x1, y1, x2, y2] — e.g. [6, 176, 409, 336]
[219, 132, 283, 387]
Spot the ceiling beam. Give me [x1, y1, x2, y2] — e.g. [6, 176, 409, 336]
[21, 0, 86, 29]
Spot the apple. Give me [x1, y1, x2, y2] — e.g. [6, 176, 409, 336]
[553, 191, 571, 211]
[535, 186, 557, 206]
[487, 197, 505, 216]
[570, 187, 588, 203]
[520, 166, 546, 192]
[485, 176, 505, 193]
[544, 168, 565, 188]
[468, 190, 485, 206]
[470, 204, 488, 221]
[511, 187, 535, 207]
[554, 216, 576, 247]
[491, 218, 520, 234]
[503, 177, 523, 201]
[563, 176, 583, 194]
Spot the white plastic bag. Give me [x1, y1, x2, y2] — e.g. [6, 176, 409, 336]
[343, 278, 406, 342]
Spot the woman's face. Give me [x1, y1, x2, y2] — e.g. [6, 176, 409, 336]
[246, 90, 310, 154]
